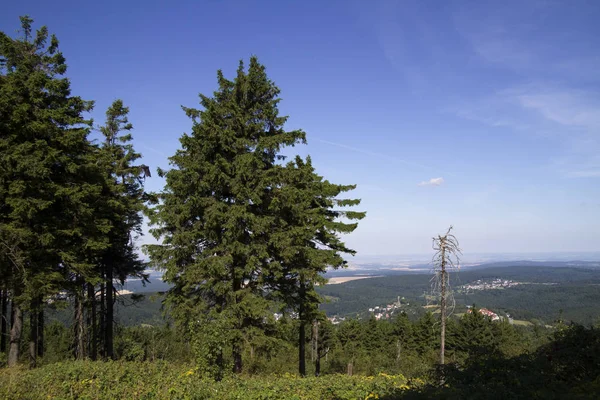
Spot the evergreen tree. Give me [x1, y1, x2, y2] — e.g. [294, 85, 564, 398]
[147, 57, 305, 377]
[0, 16, 95, 367]
[337, 318, 363, 374]
[266, 155, 365, 375]
[414, 312, 439, 355]
[95, 99, 149, 360]
[451, 307, 498, 359]
[392, 312, 414, 362]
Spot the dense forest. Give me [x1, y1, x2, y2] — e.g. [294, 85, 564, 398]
[2, 16, 600, 399]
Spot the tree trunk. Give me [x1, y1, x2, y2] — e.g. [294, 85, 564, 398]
[215, 349, 224, 381]
[37, 306, 44, 358]
[1, 289, 8, 353]
[73, 280, 87, 360]
[8, 301, 23, 367]
[313, 321, 320, 377]
[298, 281, 306, 377]
[29, 305, 38, 368]
[440, 246, 447, 366]
[232, 342, 243, 374]
[105, 268, 114, 360]
[99, 282, 105, 358]
[298, 321, 306, 376]
[87, 283, 97, 360]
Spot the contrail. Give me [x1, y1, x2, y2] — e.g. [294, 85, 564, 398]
[140, 144, 168, 158]
[314, 138, 456, 177]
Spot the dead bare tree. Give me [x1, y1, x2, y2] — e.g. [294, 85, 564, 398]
[431, 225, 461, 366]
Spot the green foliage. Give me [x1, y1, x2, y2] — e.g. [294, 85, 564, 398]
[0, 16, 149, 365]
[6, 322, 598, 400]
[96, 98, 148, 285]
[146, 57, 307, 375]
[190, 313, 234, 380]
[0, 361, 416, 399]
[0, 15, 95, 303]
[147, 56, 363, 376]
[415, 324, 600, 399]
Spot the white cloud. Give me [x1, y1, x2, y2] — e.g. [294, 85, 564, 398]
[418, 177, 444, 186]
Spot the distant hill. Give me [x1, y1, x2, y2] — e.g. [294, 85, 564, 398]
[107, 262, 600, 327]
[317, 265, 600, 325]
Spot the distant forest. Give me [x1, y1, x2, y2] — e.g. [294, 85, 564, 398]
[319, 266, 600, 325]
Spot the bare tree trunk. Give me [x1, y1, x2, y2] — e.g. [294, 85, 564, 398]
[0, 289, 8, 353]
[87, 284, 97, 360]
[311, 320, 316, 363]
[99, 282, 105, 358]
[432, 226, 461, 370]
[29, 305, 38, 368]
[313, 321, 320, 377]
[8, 301, 22, 367]
[105, 268, 114, 360]
[298, 279, 308, 377]
[37, 306, 44, 358]
[315, 353, 321, 376]
[74, 282, 86, 360]
[298, 321, 306, 376]
[440, 244, 447, 366]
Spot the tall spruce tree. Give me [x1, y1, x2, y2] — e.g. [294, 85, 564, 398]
[267, 156, 364, 376]
[0, 16, 95, 367]
[96, 99, 148, 360]
[147, 57, 305, 377]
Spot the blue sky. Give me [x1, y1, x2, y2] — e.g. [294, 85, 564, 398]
[2, 0, 600, 256]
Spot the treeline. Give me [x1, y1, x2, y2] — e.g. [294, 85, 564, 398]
[4, 314, 600, 397]
[1, 15, 368, 377]
[7, 304, 554, 378]
[0, 17, 148, 367]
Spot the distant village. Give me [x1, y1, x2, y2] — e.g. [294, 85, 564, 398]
[367, 296, 409, 320]
[313, 278, 535, 326]
[466, 306, 506, 322]
[459, 278, 523, 292]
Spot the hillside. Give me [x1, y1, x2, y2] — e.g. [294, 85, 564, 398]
[49, 264, 600, 328]
[317, 265, 600, 325]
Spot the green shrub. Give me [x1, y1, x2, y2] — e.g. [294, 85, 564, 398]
[0, 361, 419, 399]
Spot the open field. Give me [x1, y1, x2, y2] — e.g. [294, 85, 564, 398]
[326, 276, 381, 284]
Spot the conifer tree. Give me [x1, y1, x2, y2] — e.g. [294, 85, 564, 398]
[266, 156, 364, 376]
[147, 57, 305, 377]
[0, 16, 95, 367]
[96, 99, 148, 360]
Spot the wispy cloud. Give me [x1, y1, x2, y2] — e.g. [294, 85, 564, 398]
[512, 87, 600, 130]
[315, 139, 456, 176]
[418, 177, 444, 187]
[453, 84, 600, 133]
[453, 83, 600, 178]
[140, 144, 168, 158]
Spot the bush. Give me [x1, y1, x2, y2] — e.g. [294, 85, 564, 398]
[0, 361, 419, 399]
